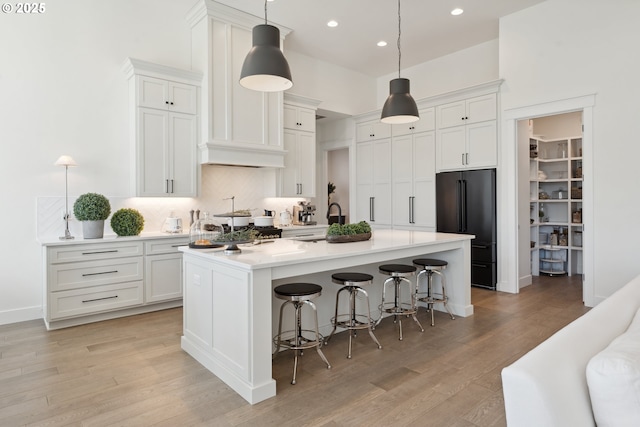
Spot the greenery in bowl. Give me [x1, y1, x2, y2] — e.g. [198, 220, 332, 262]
[73, 193, 111, 221]
[110, 208, 144, 236]
[326, 221, 371, 236]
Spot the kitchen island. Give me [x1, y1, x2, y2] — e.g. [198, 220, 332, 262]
[179, 229, 474, 404]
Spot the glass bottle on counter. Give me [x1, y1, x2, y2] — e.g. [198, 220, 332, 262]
[189, 212, 222, 247]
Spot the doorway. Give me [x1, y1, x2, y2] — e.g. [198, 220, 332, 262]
[518, 112, 583, 292]
[327, 148, 349, 224]
[500, 94, 595, 306]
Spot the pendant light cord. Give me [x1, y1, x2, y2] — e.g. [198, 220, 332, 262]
[397, 0, 401, 78]
[264, 0, 268, 24]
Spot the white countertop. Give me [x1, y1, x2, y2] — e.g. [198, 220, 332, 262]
[180, 229, 473, 270]
[39, 231, 189, 246]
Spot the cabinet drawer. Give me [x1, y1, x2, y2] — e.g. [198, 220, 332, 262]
[49, 281, 144, 320]
[145, 237, 189, 255]
[49, 242, 143, 263]
[50, 257, 144, 292]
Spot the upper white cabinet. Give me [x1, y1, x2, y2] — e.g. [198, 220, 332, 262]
[278, 95, 321, 197]
[436, 89, 500, 171]
[284, 103, 316, 133]
[188, 1, 290, 167]
[392, 131, 436, 229]
[137, 76, 197, 115]
[123, 58, 202, 197]
[437, 94, 496, 129]
[438, 121, 497, 171]
[356, 120, 391, 142]
[392, 107, 435, 137]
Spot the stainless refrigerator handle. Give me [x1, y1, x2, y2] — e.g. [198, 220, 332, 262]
[462, 179, 468, 232]
[456, 180, 462, 231]
[369, 197, 374, 222]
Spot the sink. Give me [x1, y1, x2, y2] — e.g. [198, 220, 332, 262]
[292, 235, 326, 242]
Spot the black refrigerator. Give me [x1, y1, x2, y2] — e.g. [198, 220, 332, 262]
[436, 168, 497, 289]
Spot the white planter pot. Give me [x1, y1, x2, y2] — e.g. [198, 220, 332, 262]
[82, 220, 105, 239]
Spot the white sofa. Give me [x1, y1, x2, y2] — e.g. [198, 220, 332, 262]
[501, 274, 640, 426]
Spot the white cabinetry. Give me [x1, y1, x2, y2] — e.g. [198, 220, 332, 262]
[355, 138, 392, 226]
[278, 95, 321, 197]
[43, 235, 188, 330]
[144, 237, 186, 303]
[436, 93, 498, 171]
[137, 76, 197, 115]
[356, 119, 391, 142]
[392, 131, 436, 229]
[392, 107, 435, 136]
[124, 58, 201, 197]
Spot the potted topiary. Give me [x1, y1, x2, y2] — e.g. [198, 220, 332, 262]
[326, 221, 372, 243]
[73, 192, 111, 239]
[110, 208, 145, 236]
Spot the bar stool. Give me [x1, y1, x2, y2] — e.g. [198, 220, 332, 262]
[377, 264, 424, 340]
[273, 283, 331, 384]
[324, 272, 382, 359]
[413, 258, 455, 327]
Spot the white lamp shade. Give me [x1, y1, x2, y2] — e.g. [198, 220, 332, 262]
[55, 155, 77, 167]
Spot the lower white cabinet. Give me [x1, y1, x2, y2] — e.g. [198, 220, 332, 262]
[43, 235, 188, 330]
[144, 239, 185, 303]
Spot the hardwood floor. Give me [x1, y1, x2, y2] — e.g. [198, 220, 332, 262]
[0, 275, 589, 427]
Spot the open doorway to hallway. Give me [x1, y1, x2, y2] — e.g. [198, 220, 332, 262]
[327, 148, 349, 224]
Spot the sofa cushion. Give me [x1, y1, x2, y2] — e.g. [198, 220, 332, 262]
[586, 306, 640, 426]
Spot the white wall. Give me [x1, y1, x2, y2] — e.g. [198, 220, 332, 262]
[500, 0, 640, 301]
[0, 0, 197, 324]
[376, 39, 499, 106]
[286, 50, 377, 116]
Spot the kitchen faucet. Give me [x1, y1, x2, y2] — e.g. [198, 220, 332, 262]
[326, 202, 342, 223]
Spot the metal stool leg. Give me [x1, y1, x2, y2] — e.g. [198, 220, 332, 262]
[403, 276, 424, 332]
[307, 300, 331, 369]
[325, 287, 348, 345]
[433, 269, 455, 320]
[358, 287, 382, 349]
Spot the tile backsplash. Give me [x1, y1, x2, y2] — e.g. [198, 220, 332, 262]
[37, 165, 307, 240]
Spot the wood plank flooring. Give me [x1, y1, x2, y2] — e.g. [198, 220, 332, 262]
[0, 275, 589, 426]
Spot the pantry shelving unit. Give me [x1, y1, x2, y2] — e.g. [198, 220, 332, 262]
[529, 136, 583, 276]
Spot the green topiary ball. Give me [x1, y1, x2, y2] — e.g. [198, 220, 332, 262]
[73, 192, 111, 221]
[110, 208, 144, 236]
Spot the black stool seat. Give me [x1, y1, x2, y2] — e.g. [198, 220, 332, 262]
[413, 258, 448, 268]
[274, 283, 322, 299]
[379, 264, 417, 276]
[332, 272, 374, 285]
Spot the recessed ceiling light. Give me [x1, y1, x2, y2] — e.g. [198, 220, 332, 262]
[327, 20, 338, 28]
[377, 41, 387, 47]
[451, 8, 464, 16]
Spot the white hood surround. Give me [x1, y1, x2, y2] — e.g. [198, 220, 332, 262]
[187, 1, 292, 168]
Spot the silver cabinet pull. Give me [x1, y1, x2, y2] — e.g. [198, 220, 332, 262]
[370, 197, 375, 222]
[465, 153, 469, 165]
[170, 179, 174, 193]
[461, 153, 465, 165]
[82, 295, 118, 303]
[165, 179, 169, 193]
[82, 250, 118, 255]
[82, 270, 118, 277]
[409, 196, 415, 224]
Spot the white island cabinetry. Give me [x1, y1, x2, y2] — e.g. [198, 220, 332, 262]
[180, 229, 474, 404]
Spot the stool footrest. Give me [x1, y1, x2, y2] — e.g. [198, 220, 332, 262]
[333, 314, 375, 331]
[273, 329, 325, 351]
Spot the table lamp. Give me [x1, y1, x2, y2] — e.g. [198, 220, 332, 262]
[55, 155, 77, 240]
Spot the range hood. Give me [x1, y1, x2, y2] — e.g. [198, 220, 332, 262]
[189, 1, 290, 169]
[199, 141, 285, 168]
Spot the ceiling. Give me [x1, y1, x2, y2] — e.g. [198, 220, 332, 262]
[213, 0, 545, 78]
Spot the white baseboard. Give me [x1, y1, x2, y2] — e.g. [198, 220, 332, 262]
[0, 306, 42, 326]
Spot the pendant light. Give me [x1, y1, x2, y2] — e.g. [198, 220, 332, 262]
[239, 0, 293, 92]
[381, 0, 419, 124]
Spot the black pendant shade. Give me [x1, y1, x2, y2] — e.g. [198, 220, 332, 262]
[239, 24, 293, 92]
[381, 78, 419, 124]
